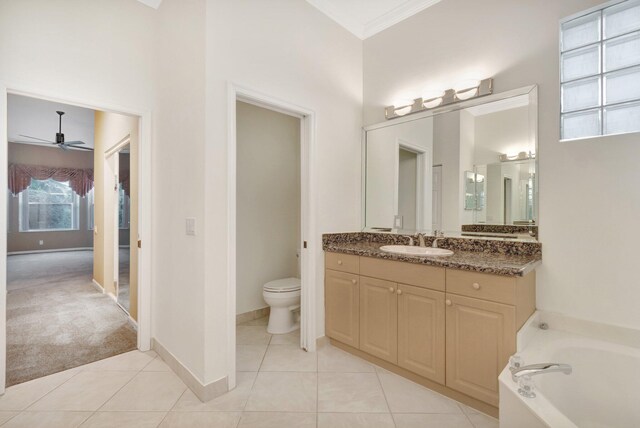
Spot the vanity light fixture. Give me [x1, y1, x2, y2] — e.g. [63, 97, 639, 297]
[385, 78, 493, 120]
[499, 151, 536, 162]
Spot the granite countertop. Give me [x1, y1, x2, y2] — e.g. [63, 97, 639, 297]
[324, 241, 541, 277]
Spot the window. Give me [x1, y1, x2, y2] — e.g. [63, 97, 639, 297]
[19, 179, 80, 231]
[118, 184, 130, 230]
[561, 0, 640, 139]
[87, 188, 95, 231]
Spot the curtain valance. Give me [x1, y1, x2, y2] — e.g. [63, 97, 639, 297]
[8, 163, 94, 197]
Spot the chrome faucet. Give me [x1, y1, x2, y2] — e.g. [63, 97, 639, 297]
[432, 230, 445, 248]
[418, 233, 426, 247]
[510, 363, 572, 382]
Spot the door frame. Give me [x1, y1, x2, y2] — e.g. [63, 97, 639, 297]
[0, 83, 153, 393]
[394, 139, 431, 231]
[226, 82, 317, 389]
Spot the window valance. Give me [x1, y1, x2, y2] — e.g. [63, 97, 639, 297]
[8, 163, 94, 197]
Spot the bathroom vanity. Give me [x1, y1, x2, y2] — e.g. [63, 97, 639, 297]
[323, 232, 540, 416]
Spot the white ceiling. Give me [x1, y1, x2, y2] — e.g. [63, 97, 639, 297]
[305, 0, 442, 39]
[8, 94, 95, 149]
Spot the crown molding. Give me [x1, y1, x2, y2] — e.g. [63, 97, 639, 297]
[306, 0, 442, 40]
[363, 0, 442, 39]
[136, 0, 162, 10]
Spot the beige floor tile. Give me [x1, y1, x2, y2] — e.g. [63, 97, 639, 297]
[237, 326, 272, 345]
[0, 368, 81, 411]
[82, 351, 155, 372]
[268, 329, 300, 345]
[0, 411, 19, 425]
[100, 371, 186, 411]
[460, 403, 479, 415]
[318, 413, 395, 428]
[377, 370, 462, 414]
[318, 344, 375, 373]
[29, 371, 137, 411]
[245, 372, 317, 412]
[172, 372, 257, 412]
[467, 412, 499, 428]
[236, 345, 268, 371]
[142, 357, 172, 372]
[3, 411, 91, 428]
[239, 412, 316, 428]
[80, 411, 167, 428]
[259, 344, 317, 372]
[318, 372, 389, 413]
[159, 411, 241, 428]
[393, 413, 474, 428]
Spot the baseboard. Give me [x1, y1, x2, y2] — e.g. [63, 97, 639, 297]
[91, 279, 105, 293]
[8, 247, 93, 255]
[152, 338, 228, 402]
[236, 307, 270, 325]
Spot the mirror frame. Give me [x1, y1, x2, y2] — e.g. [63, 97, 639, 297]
[361, 85, 539, 236]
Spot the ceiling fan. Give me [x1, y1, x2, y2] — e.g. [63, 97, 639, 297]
[16, 111, 93, 151]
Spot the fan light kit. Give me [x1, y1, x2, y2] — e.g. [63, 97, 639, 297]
[385, 78, 494, 120]
[17, 111, 93, 151]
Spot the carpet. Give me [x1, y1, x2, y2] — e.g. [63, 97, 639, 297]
[6, 250, 137, 387]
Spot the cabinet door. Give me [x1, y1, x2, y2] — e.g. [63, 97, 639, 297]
[359, 276, 398, 363]
[325, 270, 360, 347]
[397, 284, 445, 384]
[445, 294, 516, 406]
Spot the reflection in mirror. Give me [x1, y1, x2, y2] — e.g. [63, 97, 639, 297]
[117, 144, 130, 312]
[364, 86, 538, 240]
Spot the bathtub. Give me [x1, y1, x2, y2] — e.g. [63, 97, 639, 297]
[499, 317, 640, 428]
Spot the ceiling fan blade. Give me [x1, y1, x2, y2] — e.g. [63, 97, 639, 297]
[19, 134, 56, 144]
[64, 141, 86, 145]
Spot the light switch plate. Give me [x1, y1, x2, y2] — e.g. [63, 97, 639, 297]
[394, 215, 403, 229]
[186, 217, 196, 236]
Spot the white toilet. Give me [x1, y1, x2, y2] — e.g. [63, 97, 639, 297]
[263, 277, 301, 334]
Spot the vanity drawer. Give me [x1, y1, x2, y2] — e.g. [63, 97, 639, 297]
[360, 256, 445, 291]
[445, 270, 516, 305]
[325, 252, 359, 274]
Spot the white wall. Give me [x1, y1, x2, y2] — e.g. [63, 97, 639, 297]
[432, 112, 461, 233]
[0, 0, 209, 382]
[364, 0, 640, 330]
[204, 0, 363, 383]
[473, 106, 531, 166]
[236, 101, 300, 315]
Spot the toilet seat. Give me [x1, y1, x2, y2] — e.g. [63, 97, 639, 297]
[263, 277, 301, 293]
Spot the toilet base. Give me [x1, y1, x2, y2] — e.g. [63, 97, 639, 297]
[267, 306, 300, 334]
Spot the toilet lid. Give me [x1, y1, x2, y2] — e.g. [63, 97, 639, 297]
[264, 277, 301, 292]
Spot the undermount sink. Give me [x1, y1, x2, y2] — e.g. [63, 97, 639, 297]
[380, 245, 454, 257]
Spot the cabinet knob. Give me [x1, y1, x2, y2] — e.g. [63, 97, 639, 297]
[445, 299, 452, 306]
[472, 282, 481, 290]
[352, 279, 357, 284]
[388, 287, 395, 293]
[337, 260, 343, 265]
[396, 289, 403, 295]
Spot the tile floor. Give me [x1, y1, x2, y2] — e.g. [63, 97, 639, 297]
[0, 316, 499, 427]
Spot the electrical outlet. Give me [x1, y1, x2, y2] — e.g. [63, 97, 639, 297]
[39, 240, 44, 246]
[186, 217, 196, 236]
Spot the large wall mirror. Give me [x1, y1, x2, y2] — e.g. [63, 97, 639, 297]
[363, 86, 538, 239]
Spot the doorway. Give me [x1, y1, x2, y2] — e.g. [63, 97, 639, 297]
[0, 86, 152, 393]
[227, 84, 317, 390]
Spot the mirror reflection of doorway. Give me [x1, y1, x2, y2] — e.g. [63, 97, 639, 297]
[503, 177, 512, 225]
[117, 145, 131, 313]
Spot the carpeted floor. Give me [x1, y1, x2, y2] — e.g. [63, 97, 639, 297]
[6, 250, 137, 387]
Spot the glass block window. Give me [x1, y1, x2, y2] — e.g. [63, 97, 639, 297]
[561, 0, 640, 139]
